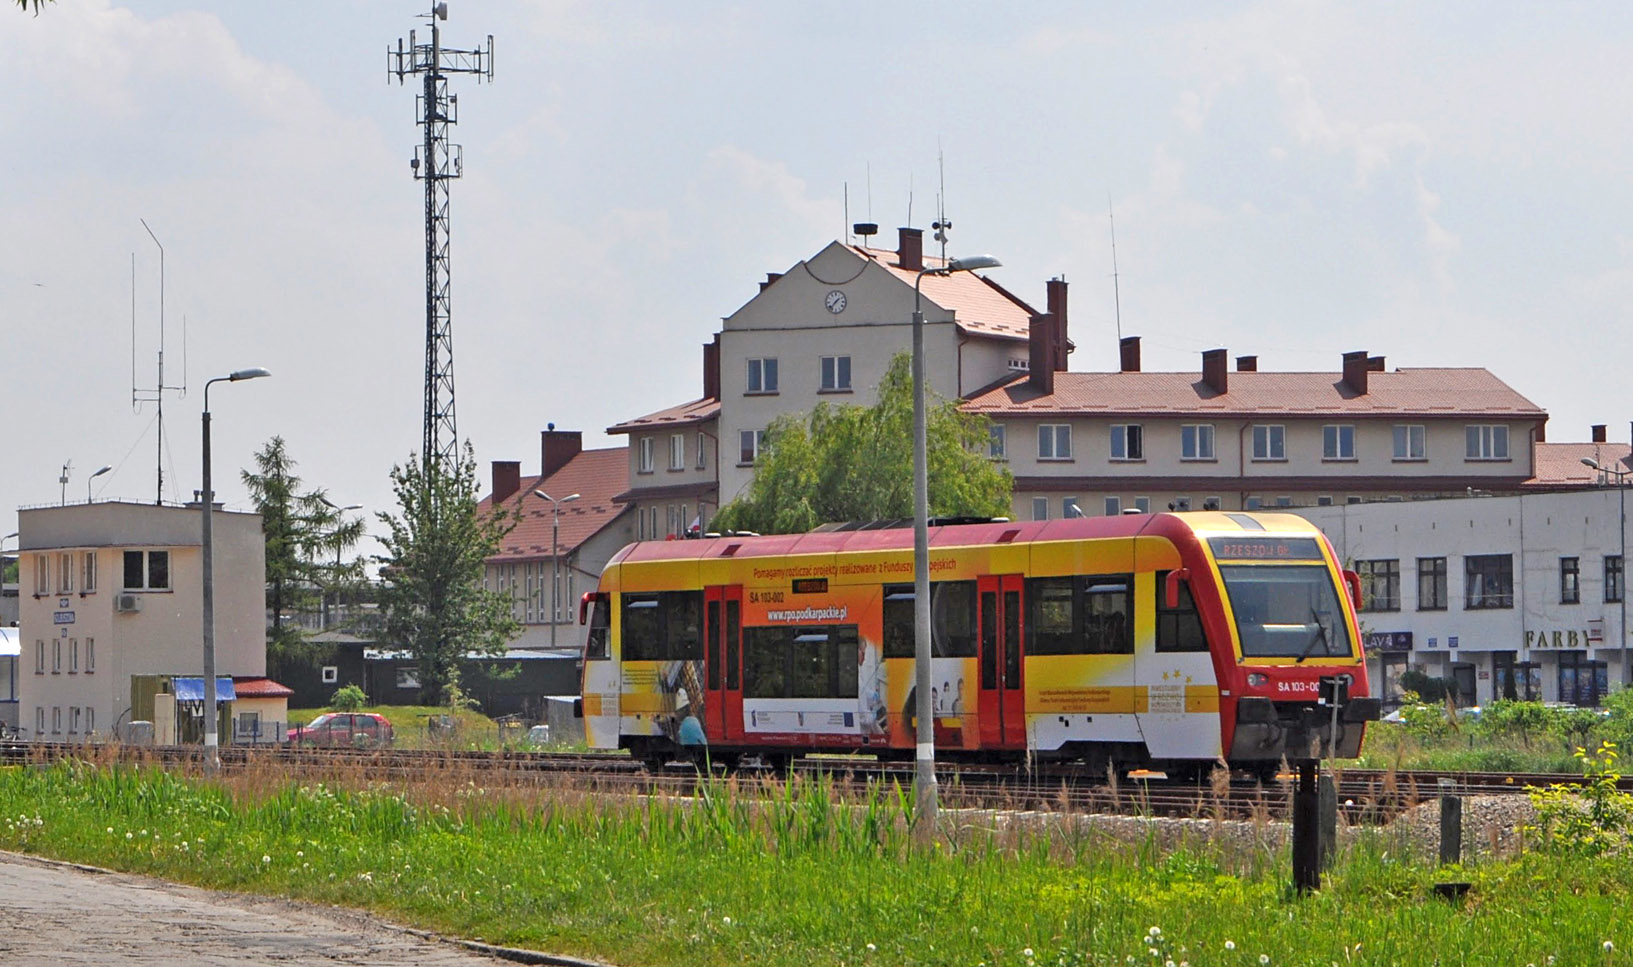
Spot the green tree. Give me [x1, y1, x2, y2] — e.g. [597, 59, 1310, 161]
[712, 353, 1011, 534]
[242, 437, 366, 664]
[375, 445, 519, 706]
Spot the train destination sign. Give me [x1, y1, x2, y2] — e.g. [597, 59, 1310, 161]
[1208, 536, 1323, 561]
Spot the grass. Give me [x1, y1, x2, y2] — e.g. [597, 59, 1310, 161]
[288, 704, 510, 750]
[0, 752, 1628, 967]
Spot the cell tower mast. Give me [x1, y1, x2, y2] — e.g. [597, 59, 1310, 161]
[389, 3, 493, 472]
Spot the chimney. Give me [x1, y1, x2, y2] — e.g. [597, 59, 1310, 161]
[1593, 424, 1608, 443]
[703, 336, 720, 401]
[1118, 335, 1141, 373]
[1236, 355, 1258, 372]
[491, 461, 521, 505]
[1536, 422, 1546, 443]
[1367, 355, 1386, 372]
[540, 427, 583, 480]
[897, 227, 923, 272]
[1342, 350, 1370, 395]
[758, 272, 782, 293]
[1046, 278, 1070, 371]
[1028, 313, 1056, 394]
[1201, 349, 1228, 394]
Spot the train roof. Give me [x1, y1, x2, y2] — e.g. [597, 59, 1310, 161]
[606, 511, 1324, 567]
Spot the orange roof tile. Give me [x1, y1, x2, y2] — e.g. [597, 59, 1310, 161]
[231, 677, 294, 699]
[607, 398, 720, 435]
[1526, 442, 1633, 488]
[961, 368, 1545, 419]
[851, 245, 1038, 340]
[478, 447, 633, 561]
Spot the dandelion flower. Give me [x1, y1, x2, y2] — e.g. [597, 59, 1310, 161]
[296, 850, 304, 858]
[1150, 950, 1160, 958]
[262, 855, 271, 864]
[1225, 942, 1236, 951]
[125, 832, 133, 840]
[1149, 927, 1162, 938]
[106, 827, 114, 835]
[722, 917, 732, 926]
[1605, 942, 1615, 953]
[1023, 949, 1034, 959]
[866, 944, 877, 953]
[1260, 956, 1271, 965]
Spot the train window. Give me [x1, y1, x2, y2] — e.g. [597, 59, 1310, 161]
[584, 595, 611, 661]
[725, 601, 741, 690]
[742, 624, 860, 699]
[705, 600, 721, 690]
[1155, 570, 1208, 653]
[620, 591, 703, 661]
[743, 627, 787, 698]
[882, 582, 977, 658]
[980, 591, 998, 690]
[1027, 575, 1133, 655]
[790, 632, 831, 698]
[622, 595, 662, 661]
[882, 586, 915, 659]
[667, 591, 704, 659]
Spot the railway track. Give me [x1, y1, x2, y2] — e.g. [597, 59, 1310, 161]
[1, 741, 1603, 823]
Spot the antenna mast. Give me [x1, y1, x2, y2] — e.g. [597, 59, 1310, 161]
[1108, 196, 1123, 340]
[389, 2, 494, 474]
[932, 146, 950, 264]
[132, 219, 185, 504]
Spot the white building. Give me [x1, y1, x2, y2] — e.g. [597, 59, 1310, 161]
[15, 501, 267, 740]
[1295, 460, 1631, 707]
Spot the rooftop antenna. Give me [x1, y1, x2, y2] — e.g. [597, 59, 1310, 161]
[132, 219, 187, 505]
[906, 172, 914, 229]
[1108, 195, 1123, 341]
[59, 461, 72, 507]
[389, 1, 494, 475]
[843, 181, 848, 244]
[931, 144, 950, 264]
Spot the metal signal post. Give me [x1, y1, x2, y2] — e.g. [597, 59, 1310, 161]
[389, 3, 493, 472]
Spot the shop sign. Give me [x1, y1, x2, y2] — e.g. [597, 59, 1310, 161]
[1364, 631, 1413, 653]
[1526, 628, 1595, 649]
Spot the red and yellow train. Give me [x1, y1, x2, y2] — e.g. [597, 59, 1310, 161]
[577, 511, 1380, 773]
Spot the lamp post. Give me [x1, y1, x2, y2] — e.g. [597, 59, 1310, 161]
[201, 367, 270, 770]
[535, 490, 580, 649]
[1583, 456, 1630, 687]
[317, 496, 362, 631]
[87, 465, 112, 504]
[911, 253, 1001, 833]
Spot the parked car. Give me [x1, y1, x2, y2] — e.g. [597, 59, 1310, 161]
[525, 724, 552, 748]
[287, 712, 394, 748]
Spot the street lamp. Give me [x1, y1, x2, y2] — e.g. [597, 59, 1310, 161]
[317, 496, 362, 631]
[201, 366, 270, 770]
[1583, 456, 1630, 687]
[535, 490, 580, 649]
[911, 252, 1001, 832]
[87, 465, 112, 504]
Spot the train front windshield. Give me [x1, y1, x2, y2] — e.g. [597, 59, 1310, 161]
[1216, 564, 1354, 661]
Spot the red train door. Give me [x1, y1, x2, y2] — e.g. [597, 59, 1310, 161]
[977, 575, 1026, 749]
[704, 586, 745, 743]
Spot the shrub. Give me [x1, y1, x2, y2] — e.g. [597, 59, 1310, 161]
[1527, 741, 1633, 855]
[330, 684, 367, 711]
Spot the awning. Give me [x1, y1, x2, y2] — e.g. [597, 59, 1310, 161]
[171, 677, 237, 703]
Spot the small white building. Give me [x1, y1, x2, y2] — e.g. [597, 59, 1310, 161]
[1295, 471, 1630, 707]
[15, 500, 267, 741]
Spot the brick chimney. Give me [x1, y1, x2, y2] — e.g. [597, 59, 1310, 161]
[1028, 313, 1056, 394]
[1368, 355, 1386, 372]
[1593, 424, 1608, 443]
[541, 427, 583, 480]
[1202, 349, 1228, 395]
[897, 227, 923, 272]
[1342, 350, 1370, 395]
[1119, 335, 1141, 373]
[759, 272, 782, 293]
[1236, 355, 1258, 372]
[491, 461, 520, 504]
[1046, 278, 1070, 371]
[703, 336, 720, 402]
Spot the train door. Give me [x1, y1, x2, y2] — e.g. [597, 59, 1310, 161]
[977, 574, 1026, 749]
[703, 586, 744, 743]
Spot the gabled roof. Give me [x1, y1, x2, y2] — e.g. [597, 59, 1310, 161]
[1525, 442, 1633, 489]
[849, 244, 1038, 340]
[231, 677, 294, 699]
[479, 447, 632, 562]
[607, 397, 719, 435]
[961, 368, 1546, 419]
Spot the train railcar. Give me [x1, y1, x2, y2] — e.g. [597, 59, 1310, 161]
[576, 511, 1380, 773]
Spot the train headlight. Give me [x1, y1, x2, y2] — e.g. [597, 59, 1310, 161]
[1246, 672, 1269, 688]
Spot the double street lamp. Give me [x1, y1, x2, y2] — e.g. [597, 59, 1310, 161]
[201, 366, 271, 770]
[535, 490, 580, 649]
[911, 253, 1001, 832]
[1583, 456, 1631, 687]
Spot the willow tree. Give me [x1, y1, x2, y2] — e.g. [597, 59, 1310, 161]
[712, 352, 1011, 534]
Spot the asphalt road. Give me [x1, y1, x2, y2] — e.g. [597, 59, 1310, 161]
[0, 851, 557, 966]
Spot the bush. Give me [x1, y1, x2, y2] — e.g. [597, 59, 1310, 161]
[330, 684, 367, 711]
[1527, 741, 1633, 855]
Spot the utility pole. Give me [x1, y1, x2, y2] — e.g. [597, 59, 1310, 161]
[389, 3, 493, 473]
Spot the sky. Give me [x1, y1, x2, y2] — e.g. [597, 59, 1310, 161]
[6, 2, 1633, 560]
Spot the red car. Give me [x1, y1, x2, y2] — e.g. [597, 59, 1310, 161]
[287, 712, 394, 748]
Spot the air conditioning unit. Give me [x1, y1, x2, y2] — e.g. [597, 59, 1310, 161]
[115, 593, 142, 613]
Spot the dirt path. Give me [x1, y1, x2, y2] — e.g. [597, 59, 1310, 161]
[0, 851, 578, 966]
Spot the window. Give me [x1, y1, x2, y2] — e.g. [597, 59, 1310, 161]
[1393, 424, 1426, 460]
[1561, 557, 1581, 604]
[1038, 424, 1072, 460]
[620, 591, 704, 662]
[70, 707, 80, 734]
[988, 424, 1007, 460]
[1102, 497, 1119, 517]
[35, 707, 44, 736]
[1317, 496, 1334, 507]
[52, 707, 61, 734]
[1355, 560, 1400, 611]
[85, 639, 94, 674]
[86, 707, 94, 734]
[746, 357, 778, 394]
[1252, 424, 1285, 460]
[1027, 575, 1134, 655]
[1133, 497, 1151, 513]
[34, 556, 48, 595]
[1155, 571, 1208, 652]
[1607, 556, 1625, 604]
[1173, 496, 1193, 511]
[638, 437, 654, 473]
[1110, 424, 1143, 460]
[881, 582, 977, 659]
[82, 552, 97, 593]
[122, 550, 170, 590]
[738, 429, 765, 465]
[52, 640, 61, 674]
[1202, 497, 1221, 511]
[1031, 497, 1048, 521]
[69, 638, 79, 674]
[1323, 425, 1356, 460]
[668, 433, 685, 471]
[1181, 424, 1215, 460]
[697, 431, 708, 470]
[1062, 497, 1083, 518]
[395, 667, 421, 690]
[1242, 496, 1259, 510]
[743, 624, 860, 699]
[321, 665, 339, 684]
[1465, 554, 1514, 609]
[35, 641, 44, 675]
[58, 552, 73, 593]
[1465, 424, 1509, 460]
[584, 593, 611, 660]
[1417, 557, 1448, 611]
[820, 355, 851, 391]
